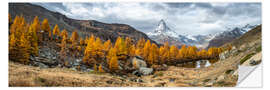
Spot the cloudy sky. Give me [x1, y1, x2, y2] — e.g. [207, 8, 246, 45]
[34, 2, 261, 35]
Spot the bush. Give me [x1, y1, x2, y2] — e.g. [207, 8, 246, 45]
[240, 53, 255, 64]
[256, 45, 262, 52]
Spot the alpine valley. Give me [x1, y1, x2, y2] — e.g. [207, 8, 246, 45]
[147, 19, 258, 48]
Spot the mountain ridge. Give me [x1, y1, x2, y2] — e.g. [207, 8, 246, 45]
[147, 19, 258, 48]
[9, 3, 156, 43]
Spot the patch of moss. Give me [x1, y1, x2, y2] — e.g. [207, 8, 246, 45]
[256, 45, 262, 52]
[203, 79, 211, 82]
[35, 77, 46, 83]
[240, 53, 256, 64]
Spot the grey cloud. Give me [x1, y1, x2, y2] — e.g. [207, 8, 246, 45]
[33, 2, 261, 35]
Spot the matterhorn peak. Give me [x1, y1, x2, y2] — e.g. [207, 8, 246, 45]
[154, 19, 171, 33]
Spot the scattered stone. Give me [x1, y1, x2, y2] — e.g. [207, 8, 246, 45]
[169, 78, 176, 82]
[217, 75, 225, 81]
[136, 79, 144, 83]
[106, 80, 113, 84]
[38, 62, 48, 69]
[71, 67, 77, 71]
[249, 59, 261, 65]
[232, 70, 238, 77]
[138, 67, 153, 75]
[219, 51, 228, 60]
[204, 80, 215, 86]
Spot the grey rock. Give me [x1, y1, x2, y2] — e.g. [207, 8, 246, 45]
[136, 79, 144, 83]
[38, 62, 48, 69]
[205, 80, 215, 86]
[71, 67, 77, 71]
[232, 70, 238, 76]
[138, 67, 153, 75]
[219, 51, 228, 60]
[249, 59, 260, 65]
[131, 56, 147, 68]
[169, 78, 176, 82]
[162, 64, 168, 67]
[217, 75, 225, 81]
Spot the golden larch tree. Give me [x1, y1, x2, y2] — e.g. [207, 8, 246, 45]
[41, 18, 51, 40]
[98, 64, 105, 73]
[169, 45, 178, 61]
[52, 24, 60, 40]
[109, 54, 119, 71]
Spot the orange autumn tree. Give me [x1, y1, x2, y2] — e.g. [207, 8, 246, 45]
[159, 46, 167, 64]
[60, 35, 67, 65]
[103, 39, 112, 52]
[18, 33, 31, 64]
[79, 37, 85, 45]
[60, 29, 68, 39]
[41, 18, 51, 40]
[107, 47, 119, 72]
[186, 46, 198, 59]
[179, 45, 187, 59]
[9, 15, 33, 64]
[149, 43, 159, 65]
[27, 23, 39, 56]
[93, 37, 105, 60]
[98, 64, 105, 73]
[142, 40, 151, 60]
[129, 45, 136, 57]
[83, 35, 96, 66]
[169, 45, 178, 61]
[109, 53, 119, 71]
[32, 16, 42, 42]
[114, 37, 128, 60]
[70, 30, 79, 47]
[135, 38, 145, 57]
[52, 24, 60, 40]
[197, 49, 208, 58]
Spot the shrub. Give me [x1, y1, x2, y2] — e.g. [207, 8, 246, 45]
[240, 53, 255, 64]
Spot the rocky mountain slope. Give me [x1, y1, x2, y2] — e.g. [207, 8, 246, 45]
[147, 19, 257, 48]
[9, 3, 156, 43]
[207, 24, 257, 48]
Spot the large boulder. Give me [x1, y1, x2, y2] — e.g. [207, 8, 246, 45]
[139, 67, 153, 75]
[31, 57, 58, 67]
[132, 67, 154, 76]
[131, 56, 147, 68]
[219, 51, 229, 60]
[219, 46, 238, 60]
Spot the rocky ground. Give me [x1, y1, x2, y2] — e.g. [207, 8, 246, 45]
[9, 34, 262, 87]
[9, 48, 240, 87]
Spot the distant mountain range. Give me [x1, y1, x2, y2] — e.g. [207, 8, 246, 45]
[147, 19, 258, 48]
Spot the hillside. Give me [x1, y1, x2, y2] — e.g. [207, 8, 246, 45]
[9, 3, 155, 43]
[228, 25, 261, 48]
[207, 24, 257, 49]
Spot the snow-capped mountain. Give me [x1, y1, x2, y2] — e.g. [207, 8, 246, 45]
[147, 19, 179, 38]
[206, 24, 257, 48]
[147, 20, 196, 47]
[147, 19, 258, 48]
